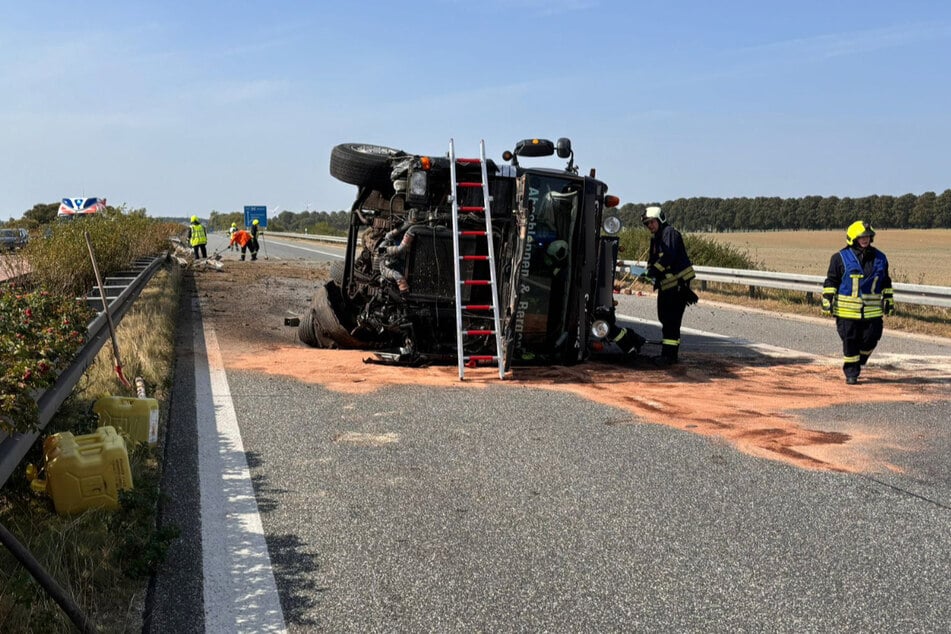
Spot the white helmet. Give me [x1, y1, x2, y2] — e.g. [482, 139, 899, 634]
[642, 206, 665, 224]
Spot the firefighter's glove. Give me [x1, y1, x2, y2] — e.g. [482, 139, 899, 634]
[883, 298, 895, 315]
[636, 273, 653, 286]
[680, 285, 699, 306]
[821, 292, 834, 316]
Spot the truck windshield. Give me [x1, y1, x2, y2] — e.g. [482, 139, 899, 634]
[513, 174, 580, 358]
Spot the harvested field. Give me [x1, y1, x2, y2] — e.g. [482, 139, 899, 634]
[699, 229, 951, 286]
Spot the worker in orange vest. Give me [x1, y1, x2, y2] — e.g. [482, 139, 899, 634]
[229, 229, 254, 261]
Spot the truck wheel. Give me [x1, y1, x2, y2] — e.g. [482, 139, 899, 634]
[298, 308, 321, 347]
[330, 143, 403, 191]
[329, 260, 345, 286]
[311, 281, 365, 349]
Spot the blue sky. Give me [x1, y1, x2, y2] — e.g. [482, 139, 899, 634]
[2, 1, 950, 221]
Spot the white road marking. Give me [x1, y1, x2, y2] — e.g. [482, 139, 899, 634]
[194, 309, 287, 633]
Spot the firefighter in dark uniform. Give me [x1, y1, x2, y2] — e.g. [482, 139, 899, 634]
[249, 218, 261, 260]
[822, 220, 894, 385]
[643, 206, 697, 365]
[188, 215, 207, 259]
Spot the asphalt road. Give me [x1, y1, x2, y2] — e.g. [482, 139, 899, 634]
[146, 245, 951, 633]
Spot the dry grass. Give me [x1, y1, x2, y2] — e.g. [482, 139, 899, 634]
[699, 229, 951, 286]
[82, 267, 180, 398]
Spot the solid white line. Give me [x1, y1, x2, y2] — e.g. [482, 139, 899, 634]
[194, 307, 287, 633]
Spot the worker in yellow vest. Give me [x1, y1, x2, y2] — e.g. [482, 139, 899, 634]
[188, 215, 208, 259]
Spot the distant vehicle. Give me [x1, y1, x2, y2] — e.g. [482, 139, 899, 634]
[58, 197, 107, 218]
[298, 137, 642, 369]
[0, 228, 29, 250]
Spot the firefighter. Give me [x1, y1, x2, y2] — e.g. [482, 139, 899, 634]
[642, 206, 697, 365]
[822, 221, 894, 385]
[188, 215, 207, 259]
[229, 228, 253, 260]
[228, 222, 237, 251]
[249, 219, 261, 260]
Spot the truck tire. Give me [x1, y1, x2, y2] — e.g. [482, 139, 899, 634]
[297, 308, 322, 347]
[329, 143, 403, 191]
[311, 281, 365, 349]
[329, 260, 345, 287]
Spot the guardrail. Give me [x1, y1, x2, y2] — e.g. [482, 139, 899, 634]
[618, 261, 951, 309]
[0, 255, 166, 488]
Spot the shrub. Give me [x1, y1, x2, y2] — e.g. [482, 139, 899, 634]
[1, 210, 178, 434]
[0, 286, 93, 434]
[618, 226, 760, 269]
[22, 210, 178, 298]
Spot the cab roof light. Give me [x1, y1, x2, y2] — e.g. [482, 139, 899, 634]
[604, 195, 620, 208]
[420, 156, 432, 170]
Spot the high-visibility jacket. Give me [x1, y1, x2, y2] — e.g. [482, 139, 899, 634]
[647, 223, 695, 291]
[230, 229, 252, 248]
[823, 246, 892, 319]
[189, 223, 207, 247]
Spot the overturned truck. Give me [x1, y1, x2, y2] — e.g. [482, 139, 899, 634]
[299, 137, 645, 368]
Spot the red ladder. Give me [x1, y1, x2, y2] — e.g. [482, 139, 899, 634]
[449, 138, 506, 380]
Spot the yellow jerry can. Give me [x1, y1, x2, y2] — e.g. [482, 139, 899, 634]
[92, 395, 159, 446]
[28, 426, 134, 516]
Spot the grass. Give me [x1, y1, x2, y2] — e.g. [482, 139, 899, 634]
[0, 265, 181, 633]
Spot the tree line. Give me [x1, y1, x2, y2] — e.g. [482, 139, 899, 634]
[614, 189, 951, 232]
[206, 209, 350, 234]
[9, 188, 950, 234]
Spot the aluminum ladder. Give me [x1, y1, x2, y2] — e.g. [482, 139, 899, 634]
[448, 138, 506, 380]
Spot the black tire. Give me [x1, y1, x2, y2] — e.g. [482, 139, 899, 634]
[297, 308, 321, 347]
[329, 143, 403, 191]
[329, 260, 345, 287]
[311, 281, 365, 349]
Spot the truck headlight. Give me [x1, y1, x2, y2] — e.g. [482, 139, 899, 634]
[590, 319, 610, 339]
[602, 215, 622, 235]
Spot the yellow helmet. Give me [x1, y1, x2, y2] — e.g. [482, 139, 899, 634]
[231, 222, 237, 228]
[252, 219, 259, 225]
[846, 220, 875, 246]
[190, 215, 198, 223]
